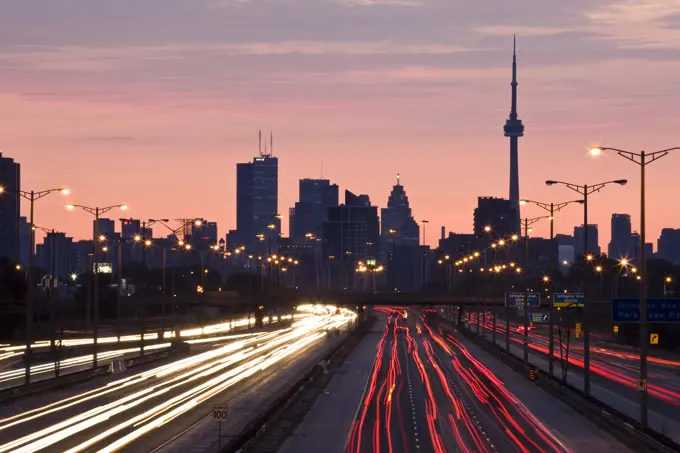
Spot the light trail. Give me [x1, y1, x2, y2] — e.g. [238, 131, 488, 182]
[0, 306, 356, 453]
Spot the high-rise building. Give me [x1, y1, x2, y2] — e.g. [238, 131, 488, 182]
[192, 219, 218, 250]
[381, 173, 419, 245]
[608, 214, 633, 260]
[291, 178, 338, 241]
[573, 224, 600, 257]
[0, 153, 20, 262]
[94, 218, 115, 239]
[228, 132, 279, 252]
[322, 190, 379, 290]
[37, 232, 74, 280]
[503, 36, 524, 234]
[657, 228, 680, 264]
[473, 197, 518, 238]
[121, 218, 141, 240]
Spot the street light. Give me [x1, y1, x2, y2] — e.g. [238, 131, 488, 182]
[66, 202, 128, 369]
[545, 178, 626, 398]
[590, 145, 679, 428]
[0, 185, 69, 385]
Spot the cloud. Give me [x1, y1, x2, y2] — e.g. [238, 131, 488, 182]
[475, 25, 574, 38]
[586, 0, 680, 49]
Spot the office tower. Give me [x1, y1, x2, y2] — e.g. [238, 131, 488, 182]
[554, 234, 574, 247]
[228, 131, 279, 252]
[573, 224, 600, 257]
[0, 153, 20, 262]
[608, 214, 633, 260]
[657, 228, 680, 264]
[291, 178, 339, 241]
[381, 173, 419, 245]
[70, 240, 94, 274]
[191, 219, 218, 250]
[503, 36, 524, 233]
[19, 217, 30, 266]
[121, 219, 141, 240]
[38, 232, 74, 280]
[322, 190, 379, 289]
[94, 218, 115, 238]
[473, 197, 518, 237]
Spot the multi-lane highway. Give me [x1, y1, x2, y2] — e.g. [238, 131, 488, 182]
[467, 314, 680, 416]
[0, 305, 354, 453]
[346, 308, 574, 453]
[0, 314, 289, 390]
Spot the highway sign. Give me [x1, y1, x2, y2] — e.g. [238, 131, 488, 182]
[506, 293, 540, 308]
[212, 404, 228, 421]
[612, 298, 680, 323]
[552, 293, 585, 308]
[529, 312, 549, 323]
[650, 333, 659, 345]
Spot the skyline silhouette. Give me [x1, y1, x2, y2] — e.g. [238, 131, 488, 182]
[2, 1, 680, 246]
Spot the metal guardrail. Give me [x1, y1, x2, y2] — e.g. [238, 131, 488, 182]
[448, 319, 679, 453]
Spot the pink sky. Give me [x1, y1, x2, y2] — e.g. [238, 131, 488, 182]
[2, 0, 680, 250]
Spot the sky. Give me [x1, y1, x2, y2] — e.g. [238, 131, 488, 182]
[2, 0, 680, 250]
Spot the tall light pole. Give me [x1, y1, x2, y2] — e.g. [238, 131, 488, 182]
[0, 186, 69, 385]
[520, 215, 549, 365]
[590, 145, 680, 428]
[546, 178, 627, 397]
[520, 198, 583, 376]
[67, 203, 128, 368]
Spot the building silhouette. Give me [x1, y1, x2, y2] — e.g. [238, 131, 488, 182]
[573, 224, 600, 257]
[290, 178, 338, 241]
[121, 219, 141, 240]
[381, 174, 419, 245]
[322, 190, 379, 290]
[94, 218, 115, 239]
[36, 232, 74, 280]
[503, 36, 524, 234]
[657, 228, 680, 264]
[228, 132, 279, 253]
[608, 214, 633, 260]
[473, 197, 518, 238]
[19, 217, 30, 266]
[0, 153, 20, 262]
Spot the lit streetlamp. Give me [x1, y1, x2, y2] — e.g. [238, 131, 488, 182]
[67, 203, 128, 368]
[0, 185, 68, 385]
[545, 178, 627, 397]
[590, 145, 680, 428]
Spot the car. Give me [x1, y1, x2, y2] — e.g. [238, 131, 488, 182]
[516, 325, 535, 333]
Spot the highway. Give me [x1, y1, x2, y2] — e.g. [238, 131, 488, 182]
[346, 308, 573, 453]
[467, 314, 680, 418]
[0, 314, 289, 390]
[0, 305, 354, 453]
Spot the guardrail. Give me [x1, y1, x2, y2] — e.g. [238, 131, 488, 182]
[446, 316, 679, 453]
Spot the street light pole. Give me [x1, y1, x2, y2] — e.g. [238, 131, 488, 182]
[0, 186, 68, 385]
[67, 203, 127, 369]
[520, 198, 583, 377]
[546, 178, 627, 397]
[590, 145, 680, 428]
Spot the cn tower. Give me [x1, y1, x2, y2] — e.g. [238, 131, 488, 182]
[503, 35, 524, 233]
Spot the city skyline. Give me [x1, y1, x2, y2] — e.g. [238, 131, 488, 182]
[2, 1, 680, 246]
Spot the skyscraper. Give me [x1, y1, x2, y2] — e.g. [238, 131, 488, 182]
[228, 131, 279, 252]
[381, 174, 419, 245]
[574, 224, 600, 257]
[19, 216, 30, 266]
[121, 218, 141, 240]
[503, 36, 524, 234]
[473, 197, 518, 237]
[291, 178, 339, 241]
[657, 228, 680, 264]
[608, 214, 633, 260]
[94, 218, 115, 238]
[0, 153, 20, 262]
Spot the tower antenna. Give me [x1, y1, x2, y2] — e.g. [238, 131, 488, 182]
[270, 131, 273, 156]
[259, 130, 262, 156]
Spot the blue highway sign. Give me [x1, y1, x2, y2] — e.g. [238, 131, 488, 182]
[529, 312, 549, 323]
[553, 293, 585, 308]
[612, 298, 680, 323]
[506, 293, 540, 308]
